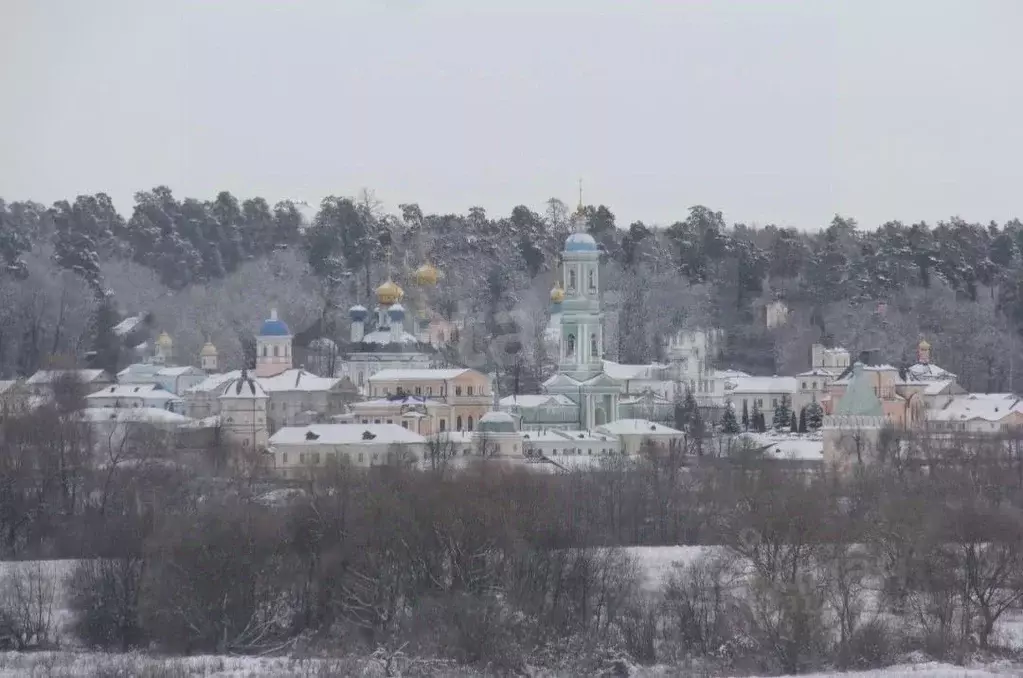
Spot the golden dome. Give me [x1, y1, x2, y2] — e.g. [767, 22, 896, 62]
[376, 278, 404, 306]
[918, 338, 931, 350]
[550, 283, 565, 304]
[413, 262, 440, 286]
[200, 340, 217, 357]
[156, 331, 173, 348]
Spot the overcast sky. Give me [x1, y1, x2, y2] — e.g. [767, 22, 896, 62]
[2, 0, 1021, 230]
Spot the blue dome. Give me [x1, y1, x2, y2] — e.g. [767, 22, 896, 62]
[259, 315, 291, 336]
[349, 304, 368, 321]
[388, 303, 406, 320]
[565, 232, 598, 252]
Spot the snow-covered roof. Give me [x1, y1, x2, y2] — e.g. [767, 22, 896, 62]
[499, 394, 576, 409]
[596, 419, 682, 435]
[833, 364, 903, 385]
[432, 430, 474, 445]
[184, 371, 242, 395]
[796, 368, 837, 379]
[26, 369, 109, 385]
[269, 423, 426, 446]
[522, 429, 617, 443]
[351, 395, 441, 410]
[79, 407, 192, 425]
[361, 329, 421, 346]
[710, 369, 751, 380]
[0, 380, 19, 395]
[156, 366, 202, 377]
[924, 379, 958, 396]
[907, 361, 956, 382]
[219, 374, 267, 399]
[728, 376, 798, 394]
[86, 384, 180, 401]
[112, 315, 143, 336]
[740, 433, 824, 461]
[369, 368, 470, 382]
[602, 360, 668, 382]
[620, 392, 672, 406]
[480, 411, 515, 424]
[258, 368, 340, 393]
[927, 394, 1023, 423]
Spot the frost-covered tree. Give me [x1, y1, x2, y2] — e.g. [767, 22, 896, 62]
[806, 400, 824, 431]
[720, 403, 742, 435]
[772, 395, 793, 433]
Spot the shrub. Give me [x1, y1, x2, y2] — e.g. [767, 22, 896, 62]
[68, 557, 147, 650]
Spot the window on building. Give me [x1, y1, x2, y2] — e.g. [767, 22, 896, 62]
[362, 418, 369, 424]
[299, 452, 306, 463]
[756, 398, 763, 407]
[374, 419, 381, 424]
[415, 386, 421, 395]
[401, 421, 408, 429]
[467, 386, 473, 396]
[358, 373, 364, 386]
[812, 381, 818, 389]
[569, 270, 576, 290]
[455, 386, 462, 396]
[273, 345, 279, 357]
[590, 334, 597, 356]
[567, 334, 576, 356]
[802, 382, 807, 389]
[358, 452, 364, 463]
[552, 449, 558, 455]
[281, 452, 288, 464]
[386, 419, 392, 424]
[313, 452, 320, 464]
[467, 416, 473, 431]
[456, 415, 463, 430]
[772, 398, 778, 408]
[588, 270, 595, 289]
[428, 387, 433, 396]
[262, 345, 268, 357]
[439, 419, 446, 432]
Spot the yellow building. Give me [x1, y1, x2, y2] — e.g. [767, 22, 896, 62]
[362, 368, 493, 434]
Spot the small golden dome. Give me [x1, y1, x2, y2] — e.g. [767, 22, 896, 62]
[550, 283, 565, 304]
[376, 278, 404, 306]
[156, 331, 173, 348]
[413, 262, 439, 286]
[200, 340, 217, 357]
[918, 338, 931, 350]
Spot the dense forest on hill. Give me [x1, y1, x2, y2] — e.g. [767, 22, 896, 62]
[1, 188, 1022, 392]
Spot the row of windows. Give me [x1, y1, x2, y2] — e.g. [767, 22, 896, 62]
[371, 385, 486, 398]
[528, 447, 617, 456]
[565, 334, 599, 356]
[802, 380, 825, 390]
[358, 416, 475, 432]
[260, 344, 290, 358]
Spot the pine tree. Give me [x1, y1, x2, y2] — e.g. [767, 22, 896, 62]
[721, 404, 742, 434]
[89, 293, 122, 375]
[741, 400, 750, 431]
[790, 411, 799, 433]
[806, 400, 824, 431]
[772, 395, 793, 432]
[798, 406, 808, 433]
[751, 402, 764, 433]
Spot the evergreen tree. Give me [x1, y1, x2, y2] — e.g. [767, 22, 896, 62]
[798, 406, 808, 433]
[721, 403, 742, 434]
[751, 402, 764, 433]
[790, 411, 799, 433]
[772, 394, 793, 432]
[806, 400, 824, 431]
[89, 293, 122, 375]
[741, 399, 749, 431]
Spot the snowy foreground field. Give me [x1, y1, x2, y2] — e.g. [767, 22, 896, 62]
[4, 552, 1023, 676]
[0, 651, 1021, 677]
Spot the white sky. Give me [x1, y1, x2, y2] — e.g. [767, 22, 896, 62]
[2, 0, 1021, 230]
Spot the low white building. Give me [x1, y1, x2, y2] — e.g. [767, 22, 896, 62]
[925, 393, 1023, 434]
[521, 428, 621, 460]
[25, 369, 113, 396]
[727, 376, 799, 424]
[269, 423, 428, 477]
[594, 418, 685, 455]
[86, 383, 184, 413]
